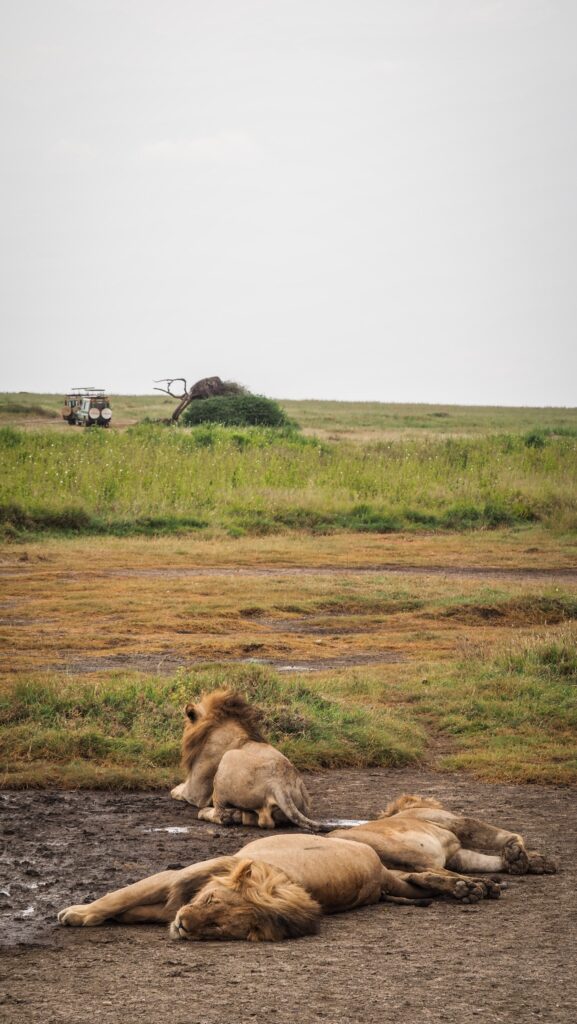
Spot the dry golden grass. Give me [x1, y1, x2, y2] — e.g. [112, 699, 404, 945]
[2, 525, 576, 571]
[1, 530, 576, 786]
[0, 530, 575, 676]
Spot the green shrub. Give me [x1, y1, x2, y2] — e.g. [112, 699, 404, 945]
[182, 395, 293, 428]
[524, 430, 547, 448]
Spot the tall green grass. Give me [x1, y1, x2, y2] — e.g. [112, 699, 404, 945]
[1, 425, 576, 537]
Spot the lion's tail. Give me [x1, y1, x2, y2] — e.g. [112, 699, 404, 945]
[272, 787, 328, 833]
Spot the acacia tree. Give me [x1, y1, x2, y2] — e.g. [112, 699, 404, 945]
[153, 376, 245, 423]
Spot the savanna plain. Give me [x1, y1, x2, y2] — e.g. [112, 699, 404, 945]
[1, 395, 576, 1024]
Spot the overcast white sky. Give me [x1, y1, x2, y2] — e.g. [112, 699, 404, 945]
[1, 0, 575, 404]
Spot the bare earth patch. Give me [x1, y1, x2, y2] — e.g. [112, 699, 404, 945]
[2, 563, 577, 582]
[1, 768, 575, 1024]
[34, 651, 405, 675]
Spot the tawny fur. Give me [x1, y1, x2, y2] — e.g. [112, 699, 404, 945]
[59, 795, 557, 942]
[59, 833, 430, 941]
[378, 794, 444, 818]
[331, 793, 557, 881]
[171, 689, 323, 831]
[178, 858, 323, 941]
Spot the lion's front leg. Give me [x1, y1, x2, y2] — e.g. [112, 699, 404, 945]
[441, 817, 556, 876]
[501, 837, 531, 874]
[58, 857, 235, 928]
[170, 782, 197, 805]
[58, 868, 179, 927]
[115, 904, 175, 924]
[58, 904, 109, 927]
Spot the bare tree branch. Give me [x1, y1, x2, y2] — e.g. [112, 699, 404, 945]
[153, 378, 188, 400]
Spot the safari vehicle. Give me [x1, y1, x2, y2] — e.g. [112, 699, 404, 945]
[61, 388, 112, 428]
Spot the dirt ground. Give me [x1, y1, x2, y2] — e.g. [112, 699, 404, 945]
[1, 768, 575, 1024]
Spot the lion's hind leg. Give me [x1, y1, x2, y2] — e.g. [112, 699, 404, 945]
[429, 812, 533, 871]
[401, 867, 503, 903]
[447, 849, 504, 874]
[501, 841, 557, 875]
[526, 851, 557, 874]
[427, 812, 554, 875]
[198, 803, 259, 827]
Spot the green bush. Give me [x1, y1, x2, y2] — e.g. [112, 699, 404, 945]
[182, 394, 292, 428]
[524, 430, 546, 448]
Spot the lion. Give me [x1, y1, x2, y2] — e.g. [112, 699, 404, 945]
[329, 794, 557, 881]
[169, 689, 323, 830]
[58, 831, 506, 942]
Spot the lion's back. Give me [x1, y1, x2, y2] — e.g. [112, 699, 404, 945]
[214, 741, 308, 810]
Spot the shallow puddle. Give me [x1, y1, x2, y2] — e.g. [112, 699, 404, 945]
[141, 820, 368, 834]
[144, 826, 190, 834]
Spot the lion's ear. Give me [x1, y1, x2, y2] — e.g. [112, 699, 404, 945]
[185, 703, 198, 722]
[229, 859, 253, 889]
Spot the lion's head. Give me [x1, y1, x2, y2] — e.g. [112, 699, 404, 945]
[378, 794, 445, 818]
[169, 858, 321, 942]
[181, 689, 265, 772]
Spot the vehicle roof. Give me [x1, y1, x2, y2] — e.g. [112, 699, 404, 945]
[65, 388, 108, 397]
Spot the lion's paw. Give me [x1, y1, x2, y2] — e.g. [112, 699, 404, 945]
[503, 838, 530, 875]
[218, 807, 242, 826]
[527, 852, 557, 875]
[58, 905, 100, 927]
[481, 877, 502, 899]
[453, 879, 486, 904]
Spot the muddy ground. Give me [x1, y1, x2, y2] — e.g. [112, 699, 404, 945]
[1, 768, 575, 1024]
